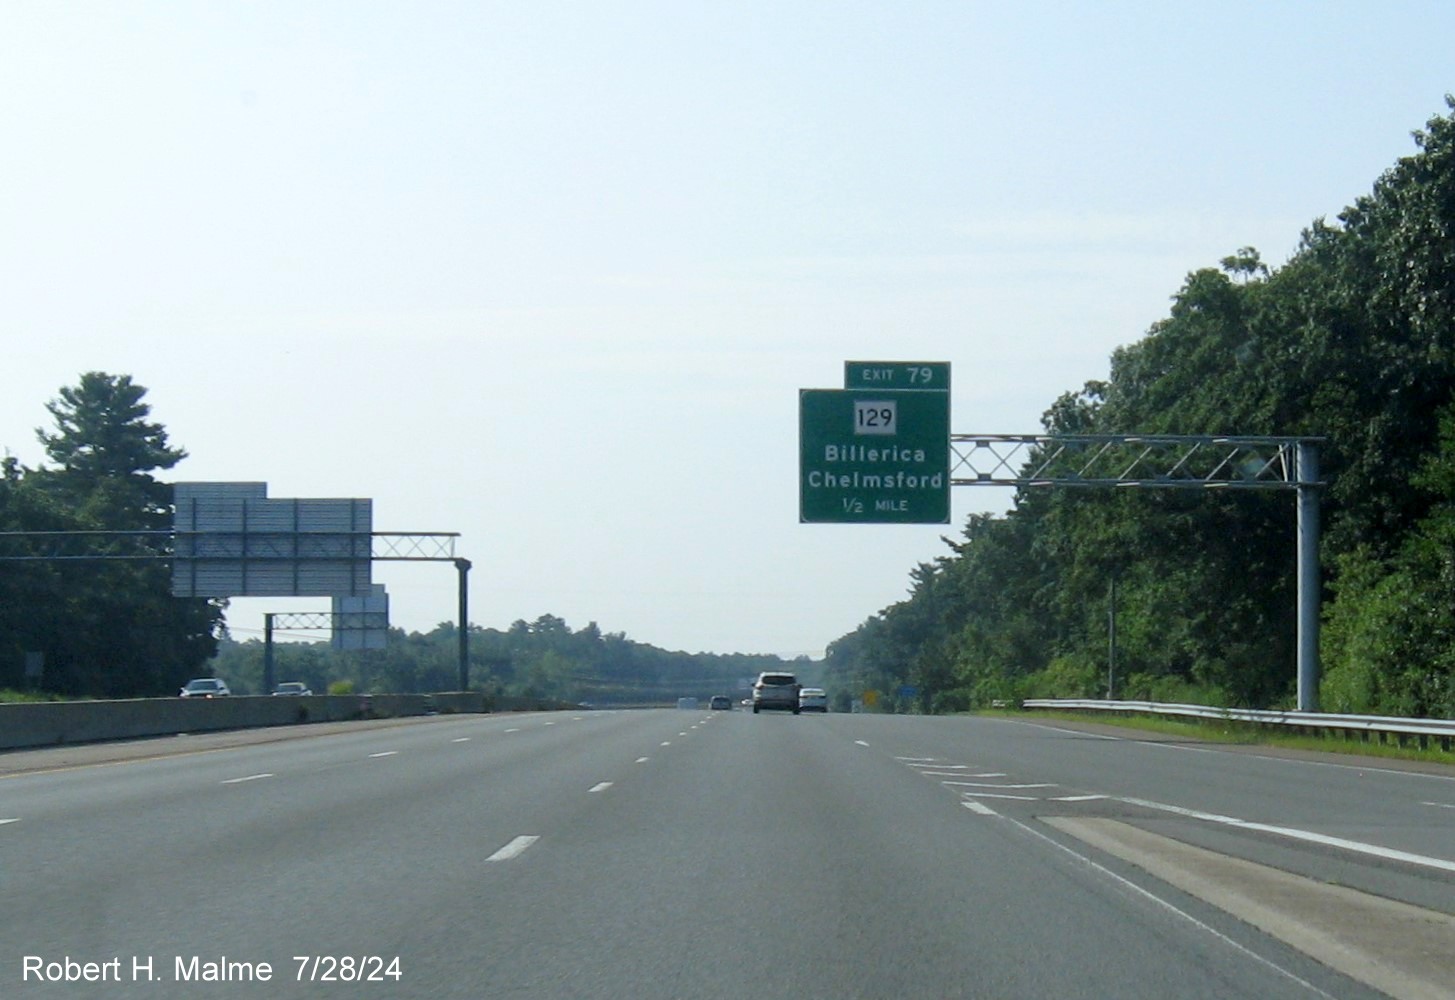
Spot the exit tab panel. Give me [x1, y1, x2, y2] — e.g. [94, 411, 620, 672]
[843, 360, 950, 392]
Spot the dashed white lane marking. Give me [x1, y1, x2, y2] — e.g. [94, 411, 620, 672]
[486, 836, 540, 862]
[368, 751, 398, 759]
[958, 791, 1040, 801]
[221, 773, 273, 784]
[1, 818, 19, 826]
[940, 780, 1055, 789]
[452, 737, 471, 743]
[544, 722, 556, 726]
[505, 728, 521, 733]
[962, 801, 998, 816]
[922, 771, 1005, 778]
[635, 757, 650, 764]
[909, 763, 971, 769]
[1424, 801, 1455, 810]
[660, 741, 672, 747]
[1119, 796, 1455, 875]
[589, 782, 613, 793]
[855, 741, 871, 747]
[1052, 794, 1108, 802]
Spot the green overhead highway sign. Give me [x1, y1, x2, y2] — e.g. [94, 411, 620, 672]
[799, 387, 950, 524]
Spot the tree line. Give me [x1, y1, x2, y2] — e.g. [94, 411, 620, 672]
[822, 98, 1455, 719]
[1, 382, 801, 700]
[210, 613, 809, 704]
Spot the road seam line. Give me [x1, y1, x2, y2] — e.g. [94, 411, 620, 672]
[1010, 816, 1337, 999]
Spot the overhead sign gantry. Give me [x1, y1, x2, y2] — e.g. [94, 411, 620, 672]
[796, 362, 1325, 712]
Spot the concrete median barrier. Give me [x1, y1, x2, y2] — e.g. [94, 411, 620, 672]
[0, 691, 489, 751]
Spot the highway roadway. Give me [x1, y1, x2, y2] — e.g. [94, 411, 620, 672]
[3, 709, 1453, 999]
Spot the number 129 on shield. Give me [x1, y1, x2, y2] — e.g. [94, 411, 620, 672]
[853, 399, 897, 435]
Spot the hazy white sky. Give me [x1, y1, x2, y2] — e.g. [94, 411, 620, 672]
[4, 2, 1453, 655]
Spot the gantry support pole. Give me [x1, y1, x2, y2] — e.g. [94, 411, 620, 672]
[455, 558, 472, 692]
[1296, 441, 1321, 712]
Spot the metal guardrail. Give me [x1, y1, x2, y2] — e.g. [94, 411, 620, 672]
[1021, 699, 1455, 751]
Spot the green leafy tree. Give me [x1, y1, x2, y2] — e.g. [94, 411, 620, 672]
[9, 373, 222, 696]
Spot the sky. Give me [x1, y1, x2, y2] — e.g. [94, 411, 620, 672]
[4, 1, 1454, 657]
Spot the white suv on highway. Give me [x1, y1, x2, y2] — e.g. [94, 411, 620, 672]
[752, 672, 801, 714]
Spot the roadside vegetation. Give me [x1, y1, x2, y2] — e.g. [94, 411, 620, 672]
[208, 614, 807, 703]
[823, 98, 1455, 720]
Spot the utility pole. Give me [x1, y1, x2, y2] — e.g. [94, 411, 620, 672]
[1107, 574, 1117, 701]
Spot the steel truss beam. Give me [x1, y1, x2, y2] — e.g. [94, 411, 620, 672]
[0, 531, 459, 561]
[950, 434, 1311, 489]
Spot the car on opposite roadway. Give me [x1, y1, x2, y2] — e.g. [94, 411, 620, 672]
[709, 695, 733, 711]
[752, 671, 801, 714]
[798, 687, 828, 713]
[272, 681, 312, 696]
[179, 677, 231, 698]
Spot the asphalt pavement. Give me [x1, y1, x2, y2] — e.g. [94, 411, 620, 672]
[4, 709, 1451, 999]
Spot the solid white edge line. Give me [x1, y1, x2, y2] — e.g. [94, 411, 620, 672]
[1026, 723, 1123, 740]
[1119, 796, 1455, 874]
[1001, 814, 1337, 1000]
[962, 801, 998, 816]
[486, 835, 540, 862]
[221, 773, 274, 784]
